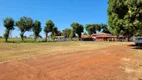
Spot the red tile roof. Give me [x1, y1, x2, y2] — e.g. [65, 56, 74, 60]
[82, 33, 126, 38]
[55, 36, 65, 38]
[81, 34, 91, 38]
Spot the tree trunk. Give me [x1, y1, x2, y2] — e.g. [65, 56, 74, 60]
[5, 37, 8, 42]
[34, 37, 37, 41]
[51, 32, 55, 41]
[4, 29, 10, 42]
[20, 32, 25, 41]
[78, 34, 81, 41]
[34, 35, 37, 41]
[5, 34, 8, 42]
[22, 35, 24, 41]
[116, 35, 119, 41]
[126, 34, 132, 42]
[45, 33, 48, 41]
[127, 36, 131, 42]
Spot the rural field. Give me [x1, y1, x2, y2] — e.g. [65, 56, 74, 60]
[0, 41, 142, 80]
[1, 0, 142, 80]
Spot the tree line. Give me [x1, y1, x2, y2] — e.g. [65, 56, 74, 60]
[2, 16, 109, 42]
[2, 0, 142, 42]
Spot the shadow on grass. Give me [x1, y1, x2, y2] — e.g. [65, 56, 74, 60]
[128, 44, 142, 50]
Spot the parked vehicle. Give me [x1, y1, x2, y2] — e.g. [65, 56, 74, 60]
[135, 38, 142, 45]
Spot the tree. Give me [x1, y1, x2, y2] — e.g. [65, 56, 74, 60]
[56, 31, 63, 36]
[85, 24, 97, 36]
[69, 29, 76, 40]
[16, 16, 33, 41]
[108, 0, 128, 37]
[3, 17, 14, 42]
[108, 0, 142, 41]
[94, 24, 102, 32]
[44, 20, 55, 41]
[33, 20, 42, 41]
[71, 22, 84, 40]
[62, 28, 71, 38]
[83, 32, 87, 35]
[102, 25, 111, 34]
[125, 0, 142, 38]
[99, 24, 111, 33]
[85, 24, 109, 35]
[51, 27, 58, 40]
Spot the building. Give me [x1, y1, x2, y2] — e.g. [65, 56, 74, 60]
[82, 33, 126, 41]
[55, 36, 66, 41]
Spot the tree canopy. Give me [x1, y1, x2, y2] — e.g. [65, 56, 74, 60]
[56, 31, 63, 36]
[16, 16, 33, 41]
[3, 17, 14, 42]
[50, 27, 58, 40]
[85, 24, 109, 36]
[44, 20, 55, 41]
[62, 28, 71, 38]
[71, 22, 84, 40]
[4, 17, 14, 30]
[108, 0, 142, 38]
[85, 24, 96, 36]
[33, 20, 42, 41]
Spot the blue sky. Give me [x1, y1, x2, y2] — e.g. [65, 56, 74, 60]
[0, 0, 108, 37]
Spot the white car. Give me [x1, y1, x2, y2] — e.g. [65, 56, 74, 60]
[135, 38, 142, 45]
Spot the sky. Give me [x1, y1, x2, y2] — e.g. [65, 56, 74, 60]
[0, 0, 108, 37]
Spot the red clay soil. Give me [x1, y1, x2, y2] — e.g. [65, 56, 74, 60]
[0, 44, 139, 80]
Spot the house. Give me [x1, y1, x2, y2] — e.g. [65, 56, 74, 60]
[55, 36, 65, 39]
[55, 36, 66, 41]
[82, 33, 126, 41]
[92, 33, 126, 41]
[81, 34, 94, 41]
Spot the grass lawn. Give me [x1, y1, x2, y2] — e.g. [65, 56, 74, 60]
[0, 39, 131, 63]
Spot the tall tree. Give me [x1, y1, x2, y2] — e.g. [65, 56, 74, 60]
[108, 0, 128, 36]
[71, 22, 84, 40]
[108, 0, 142, 40]
[16, 16, 33, 41]
[62, 28, 71, 38]
[125, 0, 142, 37]
[3, 17, 14, 42]
[33, 20, 42, 41]
[44, 20, 55, 41]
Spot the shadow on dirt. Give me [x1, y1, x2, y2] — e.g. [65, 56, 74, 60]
[128, 44, 142, 50]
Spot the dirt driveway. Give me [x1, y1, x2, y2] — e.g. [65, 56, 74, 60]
[0, 43, 141, 80]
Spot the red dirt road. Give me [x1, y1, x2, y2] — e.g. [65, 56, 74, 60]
[0, 44, 140, 80]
